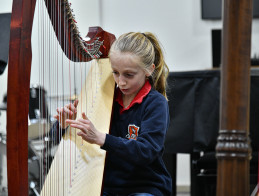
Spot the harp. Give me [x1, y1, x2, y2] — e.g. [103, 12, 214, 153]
[7, 0, 115, 195]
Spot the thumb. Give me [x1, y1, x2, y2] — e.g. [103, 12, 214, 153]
[53, 115, 59, 120]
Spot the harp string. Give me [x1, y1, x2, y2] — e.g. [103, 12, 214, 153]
[37, 0, 88, 193]
[29, 0, 115, 195]
[48, 0, 52, 193]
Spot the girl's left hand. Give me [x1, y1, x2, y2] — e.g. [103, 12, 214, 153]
[66, 112, 106, 146]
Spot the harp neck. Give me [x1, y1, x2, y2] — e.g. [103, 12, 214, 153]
[44, 0, 115, 62]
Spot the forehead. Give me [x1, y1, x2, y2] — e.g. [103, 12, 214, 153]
[110, 52, 141, 71]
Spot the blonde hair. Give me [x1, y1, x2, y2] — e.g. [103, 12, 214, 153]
[109, 32, 169, 99]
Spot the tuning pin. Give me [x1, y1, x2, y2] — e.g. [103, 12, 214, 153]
[83, 36, 91, 42]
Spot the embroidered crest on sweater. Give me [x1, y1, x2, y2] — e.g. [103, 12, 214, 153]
[126, 124, 139, 140]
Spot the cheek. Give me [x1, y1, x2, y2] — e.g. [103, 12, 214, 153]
[131, 80, 143, 90]
[112, 75, 118, 83]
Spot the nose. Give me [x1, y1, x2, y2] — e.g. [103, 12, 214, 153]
[118, 75, 126, 86]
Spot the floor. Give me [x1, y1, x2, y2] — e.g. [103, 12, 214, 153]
[177, 193, 190, 196]
[176, 186, 190, 196]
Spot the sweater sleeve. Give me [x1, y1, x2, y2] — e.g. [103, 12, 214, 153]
[49, 121, 67, 143]
[101, 95, 170, 166]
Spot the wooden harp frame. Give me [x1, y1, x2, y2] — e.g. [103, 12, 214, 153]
[7, 0, 115, 195]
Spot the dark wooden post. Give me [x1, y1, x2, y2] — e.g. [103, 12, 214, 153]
[7, 0, 36, 195]
[216, 0, 252, 195]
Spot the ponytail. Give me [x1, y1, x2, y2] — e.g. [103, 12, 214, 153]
[144, 32, 169, 99]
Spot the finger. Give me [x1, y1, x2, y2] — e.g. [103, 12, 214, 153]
[74, 99, 79, 108]
[66, 119, 90, 129]
[53, 115, 59, 120]
[57, 107, 66, 116]
[56, 108, 66, 119]
[77, 118, 90, 125]
[77, 132, 85, 137]
[69, 123, 87, 134]
[56, 108, 61, 114]
[82, 112, 89, 120]
[63, 107, 74, 117]
[66, 119, 77, 125]
[67, 103, 77, 113]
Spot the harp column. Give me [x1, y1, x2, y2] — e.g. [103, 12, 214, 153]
[216, 0, 252, 195]
[7, 0, 36, 195]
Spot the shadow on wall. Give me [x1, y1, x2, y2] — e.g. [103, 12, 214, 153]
[0, 13, 11, 75]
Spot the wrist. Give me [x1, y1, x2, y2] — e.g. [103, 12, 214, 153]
[97, 132, 106, 147]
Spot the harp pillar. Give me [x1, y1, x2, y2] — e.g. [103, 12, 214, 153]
[216, 0, 252, 195]
[7, 0, 36, 195]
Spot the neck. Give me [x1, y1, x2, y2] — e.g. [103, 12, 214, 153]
[122, 94, 135, 108]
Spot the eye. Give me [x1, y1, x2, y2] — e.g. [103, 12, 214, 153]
[125, 73, 134, 78]
[112, 71, 119, 75]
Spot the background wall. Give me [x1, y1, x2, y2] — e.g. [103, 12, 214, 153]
[1, 0, 259, 190]
[0, 0, 12, 134]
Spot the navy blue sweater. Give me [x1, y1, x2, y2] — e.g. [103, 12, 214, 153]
[101, 89, 172, 196]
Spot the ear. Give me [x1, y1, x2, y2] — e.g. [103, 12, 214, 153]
[146, 64, 155, 77]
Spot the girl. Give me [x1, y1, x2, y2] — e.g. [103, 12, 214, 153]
[57, 32, 172, 196]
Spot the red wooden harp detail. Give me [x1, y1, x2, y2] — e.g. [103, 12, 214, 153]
[7, 0, 115, 195]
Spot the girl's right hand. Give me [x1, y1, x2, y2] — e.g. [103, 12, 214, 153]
[54, 99, 79, 129]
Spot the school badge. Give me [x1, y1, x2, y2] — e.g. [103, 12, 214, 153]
[126, 124, 139, 140]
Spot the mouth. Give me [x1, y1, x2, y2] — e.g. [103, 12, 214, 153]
[120, 88, 129, 93]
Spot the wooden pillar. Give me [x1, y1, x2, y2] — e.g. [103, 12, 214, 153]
[216, 0, 252, 195]
[7, 0, 36, 195]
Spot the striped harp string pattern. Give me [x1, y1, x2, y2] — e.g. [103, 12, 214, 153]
[28, 0, 115, 195]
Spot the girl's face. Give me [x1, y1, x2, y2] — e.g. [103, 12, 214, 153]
[110, 52, 148, 100]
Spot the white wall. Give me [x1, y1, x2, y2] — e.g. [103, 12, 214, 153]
[0, 0, 12, 134]
[1, 0, 259, 189]
[101, 0, 218, 71]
